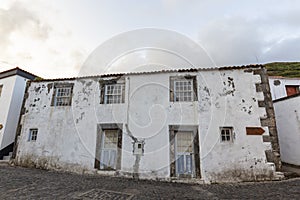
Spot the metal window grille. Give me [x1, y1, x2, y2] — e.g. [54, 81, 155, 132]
[174, 80, 193, 102]
[54, 87, 72, 106]
[220, 127, 233, 142]
[104, 84, 123, 104]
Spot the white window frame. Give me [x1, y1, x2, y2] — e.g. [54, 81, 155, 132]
[104, 84, 124, 104]
[29, 129, 38, 141]
[220, 127, 234, 142]
[174, 79, 193, 102]
[54, 87, 72, 106]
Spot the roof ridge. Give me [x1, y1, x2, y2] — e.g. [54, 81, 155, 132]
[32, 64, 263, 82]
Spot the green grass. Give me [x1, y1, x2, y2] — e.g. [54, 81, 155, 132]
[265, 62, 300, 78]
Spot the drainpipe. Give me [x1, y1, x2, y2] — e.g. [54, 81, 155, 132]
[125, 77, 142, 179]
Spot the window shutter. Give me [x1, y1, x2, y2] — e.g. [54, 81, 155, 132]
[51, 85, 56, 106]
[122, 85, 125, 103]
[100, 83, 105, 104]
[192, 76, 198, 101]
[169, 77, 174, 102]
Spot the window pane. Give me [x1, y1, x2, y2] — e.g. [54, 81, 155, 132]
[54, 86, 72, 106]
[104, 84, 124, 104]
[104, 130, 118, 149]
[220, 127, 233, 142]
[176, 155, 185, 174]
[177, 132, 193, 153]
[174, 80, 193, 102]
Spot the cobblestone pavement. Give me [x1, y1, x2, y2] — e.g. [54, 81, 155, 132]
[0, 165, 300, 199]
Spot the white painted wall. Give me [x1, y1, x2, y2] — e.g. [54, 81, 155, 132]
[16, 68, 276, 183]
[269, 77, 300, 100]
[0, 75, 28, 149]
[0, 75, 17, 149]
[274, 96, 300, 166]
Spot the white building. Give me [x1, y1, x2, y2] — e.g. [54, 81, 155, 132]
[0, 67, 36, 160]
[269, 76, 300, 166]
[14, 65, 282, 183]
[273, 95, 300, 166]
[269, 76, 300, 100]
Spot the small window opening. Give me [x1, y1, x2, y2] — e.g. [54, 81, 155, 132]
[220, 127, 233, 142]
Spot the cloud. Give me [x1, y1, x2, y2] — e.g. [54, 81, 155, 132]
[0, 1, 87, 78]
[0, 2, 50, 49]
[263, 37, 300, 62]
[199, 17, 266, 66]
[198, 12, 300, 66]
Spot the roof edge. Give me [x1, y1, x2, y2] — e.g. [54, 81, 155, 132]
[273, 93, 300, 103]
[31, 64, 264, 83]
[0, 67, 38, 80]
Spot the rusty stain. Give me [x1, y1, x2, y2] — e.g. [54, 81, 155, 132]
[246, 127, 265, 135]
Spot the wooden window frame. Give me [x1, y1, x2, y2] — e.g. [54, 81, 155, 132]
[51, 83, 74, 107]
[100, 79, 125, 104]
[220, 127, 234, 143]
[29, 128, 38, 141]
[170, 76, 197, 102]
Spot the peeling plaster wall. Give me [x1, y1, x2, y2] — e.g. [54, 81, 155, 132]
[269, 77, 300, 100]
[0, 75, 27, 150]
[274, 96, 300, 166]
[16, 68, 277, 183]
[197, 69, 275, 182]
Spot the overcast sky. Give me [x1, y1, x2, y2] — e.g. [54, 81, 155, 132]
[0, 0, 299, 78]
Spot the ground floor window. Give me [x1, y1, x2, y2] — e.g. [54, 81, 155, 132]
[220, 127, 234, 142]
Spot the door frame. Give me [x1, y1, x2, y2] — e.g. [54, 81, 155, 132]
[169, 125, 201, 178]
[95, 123, 123, 170]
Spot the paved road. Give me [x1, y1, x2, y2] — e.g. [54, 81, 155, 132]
[0, 165, 300, 199]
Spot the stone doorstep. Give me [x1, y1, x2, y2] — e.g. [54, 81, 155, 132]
[95, 170, 206, 184]
[1, 152, 13, 161]
[0, 160, 9, 166]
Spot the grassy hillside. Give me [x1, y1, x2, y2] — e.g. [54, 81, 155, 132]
[265, 62, 300, 78]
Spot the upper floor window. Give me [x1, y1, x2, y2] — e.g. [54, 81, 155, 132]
[285, 85, 300, 97]
[104, 84, 124, 104]
[51, 83, 74, 106]
[100, 79, 125, 104]
[170, 76, 197, 102]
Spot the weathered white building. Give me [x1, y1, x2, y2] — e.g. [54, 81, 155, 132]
[0, 68, 36, 160]
[269, 76, 300, 166]
[269, 77, 300, 100]
[14, 65, 282, 183]
[273, 95, 300, 166]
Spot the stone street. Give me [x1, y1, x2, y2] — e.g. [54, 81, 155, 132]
[0, 165, 299, 199]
